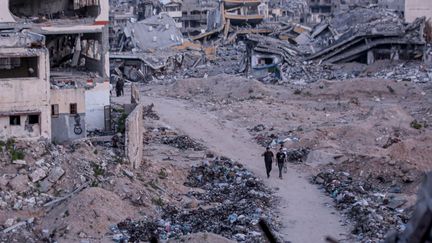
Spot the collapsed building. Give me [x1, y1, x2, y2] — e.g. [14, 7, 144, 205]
[0, 0, 111, 142]
[180, 0, 220, 37]
[110, 13, 186, 82]
[307, 8, 426, 64]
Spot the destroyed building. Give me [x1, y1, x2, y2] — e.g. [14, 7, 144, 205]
[268, 0, 309, 23]
[0, 30, 51, 141]
[223, 0, 266, 27]
[308, 0, 338, 24]
[307, 8, 426, 64]
[162, 0, 183, 28]
[110, 13, 185, 82]
[0, 0, 111, 142]
[180, 0, 220, 37]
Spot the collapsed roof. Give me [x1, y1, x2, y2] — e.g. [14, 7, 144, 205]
[125, 13, 184, 51]
[306, 7, 427, 63]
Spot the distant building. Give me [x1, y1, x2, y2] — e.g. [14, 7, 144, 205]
[163, 1, 183, 28]
[223, 0, 266, 26]
[180, 0, 219, 37]
[308, 0, 338, 24]
[405, 0, 432, 22]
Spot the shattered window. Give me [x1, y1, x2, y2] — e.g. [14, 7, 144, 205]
[70, 103, 78, 115]
[9, 116, 21, 126]
[0, 57, 39, 79]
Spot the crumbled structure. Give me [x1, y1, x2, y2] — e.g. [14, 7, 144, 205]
[377, 0, 405, 17]
[109, 0, 139, 51]
[308, 0, 338, 24]
[162, 0, 183, 28]
[0, 30, 51, 141]
[223, 0, 266, 27]
[307, 8, 426, 64]
[180, 0, 220, 37]
[268, 0, 309, 23]
[0, 0, 111, 142]
[110, 13, 186, 81]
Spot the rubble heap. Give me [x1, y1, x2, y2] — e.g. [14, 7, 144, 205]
[313, 169, 412, 242]
[117, 158, 278, 242]
[161, 135, 205, 151]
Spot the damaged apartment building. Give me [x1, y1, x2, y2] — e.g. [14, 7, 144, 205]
[0, 0, 111, 143]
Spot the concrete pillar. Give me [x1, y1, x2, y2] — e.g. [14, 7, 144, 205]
[367, 50, 375, 65]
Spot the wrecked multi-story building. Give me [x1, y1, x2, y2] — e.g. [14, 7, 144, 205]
[378, 0, 405, 17]
[223, 0, 266, 27]
[0, 0, 111, 142]
[0, 30, 51, 141]
[308, 0, 338, 24]
[180, 0, 219, 37]
[268, 0, 309, 23]
[163, 0, 183, 28]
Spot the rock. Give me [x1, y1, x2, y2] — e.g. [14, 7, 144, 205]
[9, 175, 30, 193]
[4, 218, 15, 227]
[29, 168, 47, 183]
[234, 233, 246, 241]
[46, 167, 65, 183]
[123, 169, 134, 179]
[38, 179, 53, 193]
[0, 176, 9, 189]
[35, 159, 45, 166]
[12, 160, 27, 165]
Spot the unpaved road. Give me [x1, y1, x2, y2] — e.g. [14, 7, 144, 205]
[141, 95, 349, 243]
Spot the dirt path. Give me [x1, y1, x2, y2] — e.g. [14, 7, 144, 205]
[141, 95, 349, 243]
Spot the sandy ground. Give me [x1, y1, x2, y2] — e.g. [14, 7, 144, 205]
[139, 95, 350, 243]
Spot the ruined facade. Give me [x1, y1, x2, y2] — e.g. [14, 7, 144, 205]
[308, 0, 338, 24]
[223, 0, 265, 26]
[180, 0, 219, 37]
[163, 1, 183, 28]
[0, 0, 111, 142]
[0, 31, 51, 141]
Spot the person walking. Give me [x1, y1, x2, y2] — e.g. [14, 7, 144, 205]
[276, 147, 286, 179]
[262, 147, 274, 178]
[280, 143, 288, 174]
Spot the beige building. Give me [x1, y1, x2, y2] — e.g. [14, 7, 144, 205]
[0, 0, 111, 143]
[0, 31, 51, 140]
[405, 0, 432, 22]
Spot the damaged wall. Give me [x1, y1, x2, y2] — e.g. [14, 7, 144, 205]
[0, 48, 51, 140]
[125, 104, 144, 169]
[50, 87, 86, 143]
[85, 82, 110, 131]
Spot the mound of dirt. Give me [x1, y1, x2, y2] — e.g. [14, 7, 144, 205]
[39, 187, 137, 241]
[166, 74, 270, 101]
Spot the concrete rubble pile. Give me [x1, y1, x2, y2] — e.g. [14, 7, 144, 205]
[307, 8, 426, 64]
[0, 139, 125, 242]
[161, 135, 206, 151]
[313, 168, 413, 242]
[115, 158, 279, 242]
